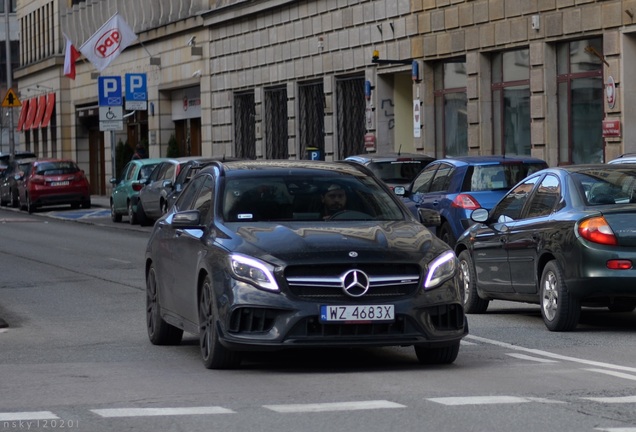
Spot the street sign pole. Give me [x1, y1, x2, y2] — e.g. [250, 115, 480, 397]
[4, 0, 15, 161]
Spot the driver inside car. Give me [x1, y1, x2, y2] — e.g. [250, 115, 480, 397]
[321, 183, 348, 219]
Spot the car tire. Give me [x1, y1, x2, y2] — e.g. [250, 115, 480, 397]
[458, 250, 489, 314]
[540, 260, 580, 331]
[160, 199, 168, 215]
[128, 201, 138, 225]
[146, 264, 183, 345]
[136, 201, 150, 226]
[438, 222, 457, 248]
[27, 196, 35, 214]
[414, 341, 460, 365]
[199, 275, 242, 369]
[9, 188, 19, 208]
[81, 199, 91, 209]
[110, 200, 122, 222]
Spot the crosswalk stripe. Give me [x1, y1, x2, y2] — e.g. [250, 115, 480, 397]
[91, 407, 235, 418]
[263, 400, 405, 413]
[0, 412, 59, 421]
[428, 396, 532, 406]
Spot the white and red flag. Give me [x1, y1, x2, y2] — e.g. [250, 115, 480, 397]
[63, 33, 81, 79]
[79, 13, 137, 72]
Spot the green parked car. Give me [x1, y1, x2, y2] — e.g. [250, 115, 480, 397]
[109, 158, 166, 224]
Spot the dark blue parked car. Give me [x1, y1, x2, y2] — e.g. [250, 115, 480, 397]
[397, 155, 548, 247]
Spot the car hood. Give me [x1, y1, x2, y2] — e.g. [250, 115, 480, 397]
[223, 221, 445, 265]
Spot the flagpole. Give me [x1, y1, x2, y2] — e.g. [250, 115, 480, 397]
[4, 0, 15, 161]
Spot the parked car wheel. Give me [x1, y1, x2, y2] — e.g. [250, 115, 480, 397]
[439, 222, 457, 248]
[26, 195, 35, 214]
[128, 201, 138, 225]
[199, 275, 242, 369]
[81, 199, 91, 209]
[9, 188, 19, 208]
[110, 200, 122, 222]
[136, 200, 150, 226]
[146, 264, 183, 345]
[540, 260, 580, 331]
[458, 250, 489, 314]
[414, 341, 460, 365]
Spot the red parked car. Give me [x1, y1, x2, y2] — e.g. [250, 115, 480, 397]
[17, 158, 91, 213]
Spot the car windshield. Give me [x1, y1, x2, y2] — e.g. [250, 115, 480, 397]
[573, 169, 636, 205]
[367, 160, 430, 184]
[222, 174, 405, 222]
[465, 162, 547, 192]
[35, 161, 79, 175]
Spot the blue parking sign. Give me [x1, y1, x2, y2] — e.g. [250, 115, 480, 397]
[98, 76, 122, 107]
[125, 73, 147, 110]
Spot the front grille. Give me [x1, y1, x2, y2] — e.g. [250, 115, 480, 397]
[285, 263, 420, 300]
[228, 307, 280, 334]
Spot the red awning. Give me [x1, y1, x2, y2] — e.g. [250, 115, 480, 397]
[32, 95, 47, 129]
[40, 93, 56, 129]
[16, 99, 29, 132]
[23, 97, 38, 130]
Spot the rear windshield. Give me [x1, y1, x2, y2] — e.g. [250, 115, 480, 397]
[367, 160, 431, 184]
[573, 169, 636, 205]
[35, 161, 79, 175]
[463, 163, 547, 192]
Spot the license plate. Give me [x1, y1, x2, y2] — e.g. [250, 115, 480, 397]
[51, 181, 69, 186]
[320, 305, 394, 323]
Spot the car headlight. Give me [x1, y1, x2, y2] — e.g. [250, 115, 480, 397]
[424, 251, 457, 290]
[230, 254, 279, 292]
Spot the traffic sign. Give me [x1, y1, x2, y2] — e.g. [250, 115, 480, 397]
[1, 88, 21, 108]
[125, 73, 147, 110]
[98, 76, 122, 106]
[99, 106, 123, 131]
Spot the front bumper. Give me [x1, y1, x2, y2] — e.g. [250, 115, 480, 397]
[215, 277, 467, 352]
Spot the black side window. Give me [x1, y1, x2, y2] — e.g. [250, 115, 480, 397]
[192, 176, 215, 225]
[412, 164, 438, 194]
[429, 163, 453, 192]
[491, 176, 540, 222]
[174, 174, 207, 212]
[525, 175, 561, 218]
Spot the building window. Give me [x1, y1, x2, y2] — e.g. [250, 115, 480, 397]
[264, 86, 289, 160]
[557, 38, 604, 164]
[435, 59, 467, 157]
[0, 0, 16, 13]
[492, 49, 531, 156]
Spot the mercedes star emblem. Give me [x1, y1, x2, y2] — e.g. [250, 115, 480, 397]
[341, 269, 370, 297]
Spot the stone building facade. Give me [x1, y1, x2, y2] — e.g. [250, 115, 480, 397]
[12, 0, 636, 194]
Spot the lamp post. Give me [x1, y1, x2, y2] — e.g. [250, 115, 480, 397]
[4, 0, 14, 161]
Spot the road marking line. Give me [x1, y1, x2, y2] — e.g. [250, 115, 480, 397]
[595, 428, 636, 432]
[584, 369, 636, 382]
[91, 407, 235, 418]
[0, 411, 59, 421]
[428, 396, 532, 406]
[263, 400, 405, 413]
[107, 258, 130, 264]
[461, 340, 477, 345]
[507, 353, 559, 363]
[584, 394, 636, 403]
[467, 335, 636, 373]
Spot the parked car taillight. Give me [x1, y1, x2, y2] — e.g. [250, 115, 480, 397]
[578, 216, 617, 246]
[30, 175, 45, 185]
[132, 183, 144, 192]
[451, 194, 480, 210]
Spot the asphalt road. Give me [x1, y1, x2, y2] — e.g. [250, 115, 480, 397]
[2, 202, 636, 432]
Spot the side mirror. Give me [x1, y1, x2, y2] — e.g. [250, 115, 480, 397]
[109, 178, 117, 185]
[393, 186, 406, 196]
[471, 208, 489, 223]
[418, 208, 441, 227]
[171, 210, 204, 229]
